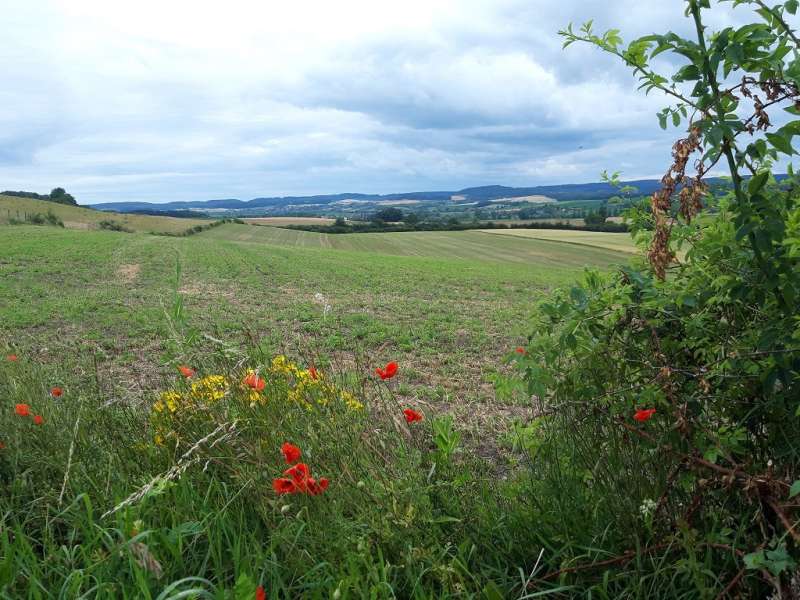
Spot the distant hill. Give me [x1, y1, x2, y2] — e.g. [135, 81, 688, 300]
[0, 195, 210, 233]
[88, 177, 741, 214]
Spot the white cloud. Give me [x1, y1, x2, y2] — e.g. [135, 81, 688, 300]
[0, 0, 778, 202]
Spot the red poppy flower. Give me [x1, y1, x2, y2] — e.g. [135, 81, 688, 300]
[634, 408, 657, 422]
[178, 365, 195, 378]
[244, 372, 266, 391]
[33, 415, 44, 426]
[309, 366, 319, 380]
[6, 354, 18, 362]
[50, 387, 63, 398]
[308, 477, 329, 496]
[272, 478, 297, 495]
[515, 347, 526, 355]
[281, 442, 301, 464]
[0, 442, 5, 450]
[284, 462, 310, 483]
[375, 361, 399, 380]
[256, 586, 266, 600]
[403, 408, 423, 424]
[15, 404, 30, 417]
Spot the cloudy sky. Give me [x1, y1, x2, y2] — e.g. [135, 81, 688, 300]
[0, 0, 762, 203]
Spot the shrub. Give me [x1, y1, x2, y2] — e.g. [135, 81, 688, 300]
[509, 1, 800, 595]
[9, 210, 64, 228]
[98, 219, 134, 233]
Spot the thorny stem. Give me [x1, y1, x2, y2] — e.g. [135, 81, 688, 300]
[688, 2, 745, 207]
[753, 0, 800, 46]
[688, 1, 791, 313]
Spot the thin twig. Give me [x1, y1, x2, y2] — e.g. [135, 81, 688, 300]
[715, 566, 747, 600]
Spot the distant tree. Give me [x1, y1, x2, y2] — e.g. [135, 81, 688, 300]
[49, 187, 77, 206]
[584, 204, 608, 225]
[404, 212, 419, 225]
[373, 207, 403, 223]
[334, 217, 347, 227]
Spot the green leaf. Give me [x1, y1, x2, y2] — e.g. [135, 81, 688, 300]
[765, 546, 796, 576]
[483, 581, 506, 600]
[706, 125, 724, 149]
[790, 480, 800, 499]
[674, 64, 701, 81]
[745, 546, 796, 577]
[233, 574, 257, 600]
[787, 0, 798, 15]
[744, 550, 766, 571]
[766, 132, 795, 155]
[748, 171, 769, 195]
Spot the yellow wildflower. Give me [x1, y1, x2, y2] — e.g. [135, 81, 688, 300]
[341, 390, 364, 411]
[190, 375, 228, 403]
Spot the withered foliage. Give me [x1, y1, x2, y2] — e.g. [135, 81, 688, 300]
[647, 77, 800, 280]
[648, 128, 703, 279]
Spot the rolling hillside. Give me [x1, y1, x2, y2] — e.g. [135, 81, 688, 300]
[0, 194, 209, 234]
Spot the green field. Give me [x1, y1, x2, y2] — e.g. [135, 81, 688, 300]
[0, 195, 209, 233]
[200, 222, 632, 267]
[0, 221, 640, 596]
[0, 223, 632, 421]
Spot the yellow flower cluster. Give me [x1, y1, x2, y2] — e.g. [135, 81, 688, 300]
[152, 391, 181, 414]
[269, 355, 363, 410]
[151, 357, 364, 445]
[152, 375, 228, 415]
[191, 375, 228, 403]
[340, 390, 364, 411]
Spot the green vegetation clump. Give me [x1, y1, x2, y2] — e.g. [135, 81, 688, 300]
[99, 219, 134, 233]
[2, 187, 77, 206]
[150, 218, 244, 237]
[284, 218, 629, 234]
[515, 190, 799, 594]
[9, 209, 64, 228]
[372, 206, 404, 222]
[509, 0, 800, 594]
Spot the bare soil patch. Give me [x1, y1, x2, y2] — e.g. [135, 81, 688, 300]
[116, 263, 141, 284]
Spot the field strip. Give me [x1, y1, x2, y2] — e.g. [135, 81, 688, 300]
[477, 228, 639, 254]
[198, 223, 633, 269]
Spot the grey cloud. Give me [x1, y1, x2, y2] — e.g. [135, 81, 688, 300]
[0, 0, 784, 203]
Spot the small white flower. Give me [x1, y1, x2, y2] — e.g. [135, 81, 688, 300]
[639, 498, 657, 518]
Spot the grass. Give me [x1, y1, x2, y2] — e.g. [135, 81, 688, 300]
[0, 344, 551, 598]
[0, 225, 627, 415]
[200, 223, 632, 267]
[0, 222, 648, 597]
[0, 195, 209, 234]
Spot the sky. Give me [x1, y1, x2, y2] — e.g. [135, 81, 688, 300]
[0, 0, 768, 203]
